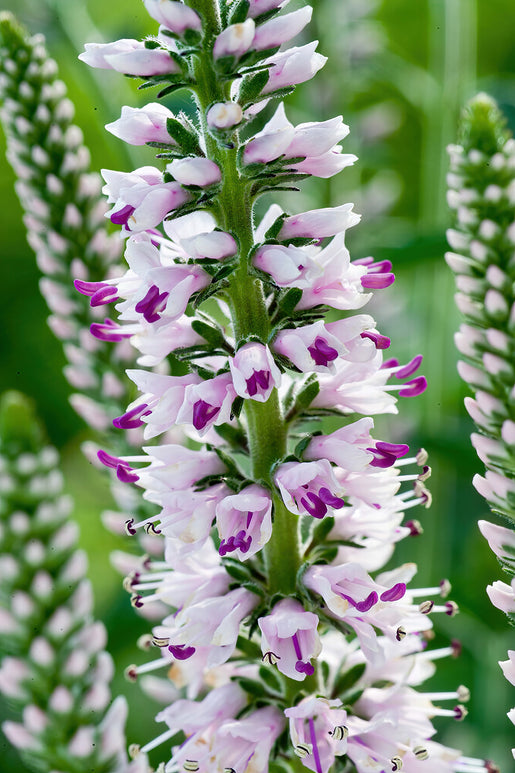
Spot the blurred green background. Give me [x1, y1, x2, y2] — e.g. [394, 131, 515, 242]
[0, 0, 514, 769]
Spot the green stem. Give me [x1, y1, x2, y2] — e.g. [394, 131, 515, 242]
[188, 0, 301, 595]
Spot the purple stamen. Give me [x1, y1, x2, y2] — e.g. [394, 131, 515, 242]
[368, 450, 396, 468]
[116, 464, 139, 483]
[381, 357, 399, 369]
[90, 285, 119, 307]
[376, 441, 409, 458]
[90, 318, 132, 342]
[135, 285, 169, 323]
[361, 272, 395, 289]
[318, 487, 345, 509]
[168, 644, 196, 660]
[291, 633, 314, 675]
[399, 376, 427, 398]
[246, 511, 253, 528]
[367, 259, 393, 273]
[340, 591, 378, 612]
[308, 717, 323, 773]
[97, 449, 123, 469]
[113, 403, 152, 430]
[380, 582, 406, 602]
[394, 354, 423, 379]
[360, 331, 391, 349]
[246, 370, 270, 396]
[192, 399, 220, 430]
[219, 530, 252, 556]
[110, 203, 135, 226]
[74, 279, 104, 297]
[301, 493, 327, 519]
[307, 336, 339, 366]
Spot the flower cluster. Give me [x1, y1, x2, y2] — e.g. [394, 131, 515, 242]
[71, 1, 498, 771]
[0, 12, 127, 434]
[446, 92, 515, 756]
[0, 391, 129, 773]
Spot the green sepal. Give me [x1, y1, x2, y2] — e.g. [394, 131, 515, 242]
[157, 81, 190, 98]
[224, 560, 255, 583]
[285, 375, 320, 419]
[332, 662, 366, 698]
[236, 634, 262, 659]
[230, 395, 245, 420]
[166, 117, 202, 154]
[340, 687, 364, 708]
[191, 319, 229, 349]
[277, 287, 303, 317]
[258, 665, 284, 694]
[233, 676, 268, 697]
[214, 423, 249, 451]
[228, 0, 251, 24]
[310, 545, 339, 564]
[310, 515, 336, 547]
[238, 69, 269, 106]
[264, 212, 288, 240]
[294, 433, 320, 458]
[192, 277, 229, 307]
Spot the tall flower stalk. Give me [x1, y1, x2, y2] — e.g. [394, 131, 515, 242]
[446, 92, 515, 759]
[70, 2, 500, 771]
[0, 391, 130, 773]
[0, 13, 127, 436]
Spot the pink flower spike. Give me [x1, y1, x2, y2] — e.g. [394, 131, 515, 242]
[275, 459, 345, 518]
[177, 373, 236, 435]
[213, 20, 256, 60]
[229, 342, 281, 402]
[252, 7, 313, 51]
[216, 484, 273, 560]
[105, 103, 175, 146]
[142, 0, 202, 34]
[278, 203, 360, 240]
[167, 157, 222, 187]
[285, 697, 348, 773]
[259, 599, 321, 681]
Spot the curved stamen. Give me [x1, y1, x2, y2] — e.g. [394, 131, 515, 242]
[307, 337, 339, 366]
[192, 399, 220, 430]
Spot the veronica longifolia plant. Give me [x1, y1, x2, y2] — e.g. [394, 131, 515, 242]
[447, 93, 515, 758]
[73, 2, 495, 771]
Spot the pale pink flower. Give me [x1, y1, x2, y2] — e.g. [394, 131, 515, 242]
[101, 166, 191, 231]
[247, 0, 290, 18]
[486, 578, 515, 614]
[278, 203, 360, 240]
[478, 519, 515, 564]
[305, 417, 374, 471]
[167, 157, 222, 187]
[216, 484, 272, 560]
[262, 42, 327, 94]
[206, 101, 243, 129]
[137, 444, 225, 496]
[176, 372, 236, 435]
[252, 7, 312, 51]
[142, 0, 202, 34]
[80, 40, 179, 76]
[105, 103, 175, 146]
[121, 370, 201, 438]
[213, 20, 256, 59]
[275, 459, 345, 518]
[229, 342, 281, 402]
[258, 598, 321, 680]
[499, 651, 515, 686]
[285, 696, 348, 773]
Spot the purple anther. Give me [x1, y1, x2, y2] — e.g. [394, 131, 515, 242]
[125, 518, 137, 536]
[380, 582, 406, 602]
[361, 272, 395, 289]
[90, 285, 119, 307]
[113, 403, 152, 430]
[246, 369, 270, 397]
[375, 441, 409, 458]
[300, 493, 327, 519]
[394, 354, 423, 379]
[192, 399, 220, 431]
[381, 357, 399, 369]
[116, 464, 140, 484]
[318, 487, 345, 509]
[135, 285, 169, 323]
[405, 519, 423, 536]
[110, 204, 135, 226]
[168, 644, 196, 660]
[399, 376, 427, 398]
[97, 449, 123, 469]
[360, 331, 391, 349]
[90, 318, 132, 342]
[340, 591, 378, 612]
[74, 279, 104, 297]
[307, 337, 339, 366]
[295, 660, 315, 675]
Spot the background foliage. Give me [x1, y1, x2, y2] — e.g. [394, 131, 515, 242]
[0, 0, 514, 770]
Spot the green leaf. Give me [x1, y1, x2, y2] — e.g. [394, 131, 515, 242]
[191, 319, 227, 348]
[236, 635, 262, 659]
[234, 676, 267, 697]
[311, 515, 335, 545]
[286, 375, 320, 420]
[166, 117, 201, 154]
[278, 287, 303, 316]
